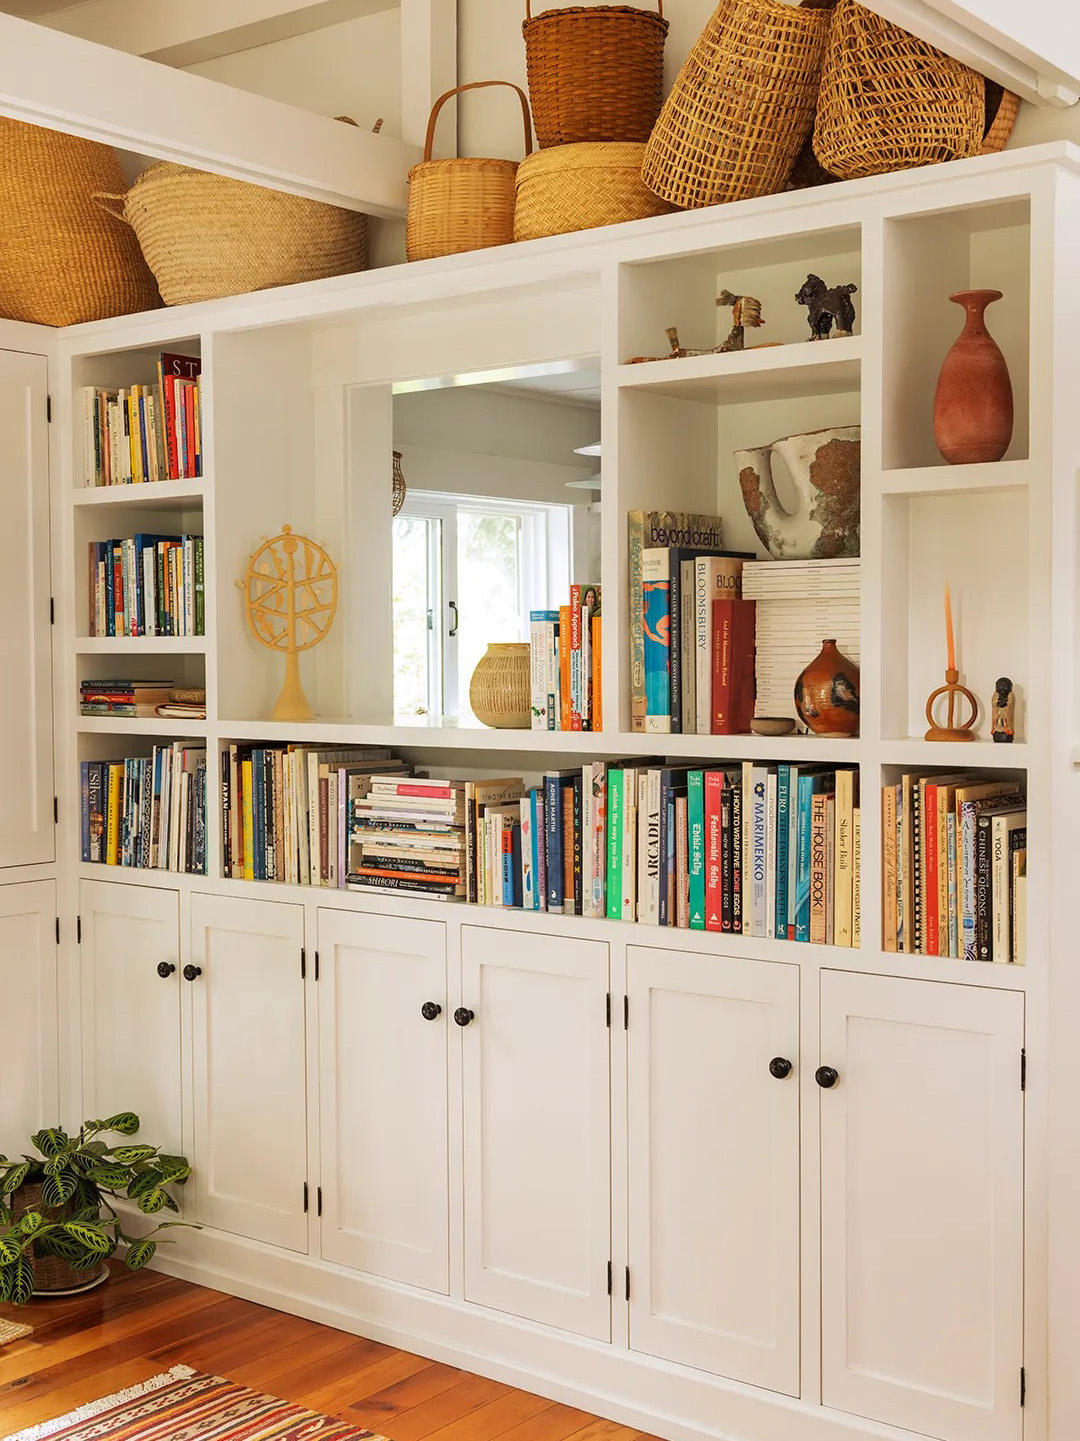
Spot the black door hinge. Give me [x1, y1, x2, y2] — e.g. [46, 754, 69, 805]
[300, 947, 306, 980]
[625, 1266, 630, 1301]
[303, 1182, 309, 1213]
[55, 917, 60, 945]
[1021, 1049, 1027, 1092]
[317, 1186, 323, 1217]
[314, 950, 320, 981]
[46, 395, 51, 423]
[53, 796, 58, 825]
[1021, 1367, 1026, 1407]
[49, 596, 55, 626]
[623, 995, 629, 1030]
[607, 1260, 612, 1295]
[76, 915, 82, 944]
[606, 993, 611, 1027]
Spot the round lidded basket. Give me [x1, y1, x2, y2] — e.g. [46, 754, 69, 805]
[522, 0, 669, 149]
[514, 142, 675, 242]
[11, 1183, 109, 1296]
[469, 644, 532, 729]
[812, 0, 985, 179]
[406, 82, 533, 263]
[642, 0, 831, 210]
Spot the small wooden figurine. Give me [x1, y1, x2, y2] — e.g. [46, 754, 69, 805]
[796, 273, 858, 340]
[991, 677, 1016, 743]
[626, 290, 766, 363]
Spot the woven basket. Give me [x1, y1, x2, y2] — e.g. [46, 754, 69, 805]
[515, 142, 674, 241]
[981, 81, 1020, 155]
[642, 0, 831, 210]
[0, 120, 159, 327]
[523, 0, 669, 148]
[407, 83, 532, 263]
[12, 1183, 109, 1296]
[470, 644, 532, 728]
[813, 0, 984, 179]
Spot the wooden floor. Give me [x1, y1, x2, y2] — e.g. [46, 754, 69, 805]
[0, 1264, 655, 1441]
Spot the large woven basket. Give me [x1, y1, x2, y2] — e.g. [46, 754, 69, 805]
[515, 142, 674, 241]
[981, 81, 1020, 155]
[12, 1184, 109, 1296]
[407, 82, 532, 263]
[0, 120, 159, 326]
[523, 0, 669, 148]
[642, 0, 831, 210]
[813, 0, 984, 179]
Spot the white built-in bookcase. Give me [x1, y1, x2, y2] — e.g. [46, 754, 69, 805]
[28, 142, 1080, 1441]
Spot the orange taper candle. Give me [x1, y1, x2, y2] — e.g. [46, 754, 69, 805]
[944, 581, 956, 672]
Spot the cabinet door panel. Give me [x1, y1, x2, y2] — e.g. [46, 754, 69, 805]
[820, 971, 1024, 1441]
[189, 894, 307, 1251]
[627, 947, 800, 1395]
[0, 351, 52, 867]
[318, 908, 449, 1292]
[80, 880, 181, 1156]
[462, 925, 610, 1340]
[0, 881, 57, 1139]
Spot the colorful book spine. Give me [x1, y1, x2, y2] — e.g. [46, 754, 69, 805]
[688, 770, 705, 930]
[606, 769, 623, 920]
[749, 766, 769, 938]
[642, 549, 671, 734]
[545, 773, 564, 914]
[775, 766, 791, 939]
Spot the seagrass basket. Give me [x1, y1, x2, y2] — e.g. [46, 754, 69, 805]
[407, 83, 532, 263]
[642, 0, 831, 210]
[0, 119, 159, 326]
[813, 0, 984, 178]
[981, 81, 1020, 155]
[515, 142, 674, 241]
[523, 0, 669, 148]
[12, 1184, 109, 1296]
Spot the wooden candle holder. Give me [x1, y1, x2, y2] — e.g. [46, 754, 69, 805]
[924, 669, 978, 742]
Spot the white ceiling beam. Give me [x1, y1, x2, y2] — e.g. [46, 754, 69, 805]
[40, 0, 400, 68]
[0, 11, 419, 216]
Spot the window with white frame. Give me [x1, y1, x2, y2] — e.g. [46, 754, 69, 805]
[392, 491, 573, 721]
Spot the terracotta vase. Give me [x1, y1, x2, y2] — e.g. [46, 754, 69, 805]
[469, 643, 531, 729]
[734, 426, 860, 560]
[933, 289, 1013, 464]
[794, 639, 860, 738]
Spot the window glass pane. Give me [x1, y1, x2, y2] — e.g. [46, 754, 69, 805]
[456, 510, 521, 719]
[392, 514, 438, 717]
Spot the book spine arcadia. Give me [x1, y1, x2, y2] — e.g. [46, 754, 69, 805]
[882, 782, 898, 952]
[775, 765, 790, 941]
[628, 511, 647, 732]
[730, 777, 743, 936]
[606, 769, 623, 920]
[688, 770, 705, 930]
[975, 814, 993, 961]
[658, 775, 671, 927]
[810, 792, 828, 944]
[545, 774, 564, 914]
[704, 771, 722, 932]
[642, 549, 671, 734]
[680, 560, 696, 735]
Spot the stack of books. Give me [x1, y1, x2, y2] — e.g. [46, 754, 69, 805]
[80, 744, 207, 873]
[882, 772, 1026, 963]
[348, 777, 467, 900]
[82, 351, 203, 486]
[88, 534, 205, 637]
[80, 679, 173, 718]
[741, 560, 860, 723]
[221, 744, 401, 885]
[530, 584, 602, 731]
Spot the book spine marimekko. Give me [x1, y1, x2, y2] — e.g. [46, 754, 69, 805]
[749, 766, 768, 939]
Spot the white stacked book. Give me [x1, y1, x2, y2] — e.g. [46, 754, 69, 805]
[742, 560, 861, 722]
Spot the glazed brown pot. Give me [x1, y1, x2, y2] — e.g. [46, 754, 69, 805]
[794, 639, 860, 737]
[933, 289, 1013, 465]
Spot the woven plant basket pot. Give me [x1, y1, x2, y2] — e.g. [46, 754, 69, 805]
[407, 82, 532, 263]
[523, 0, 669, 148]
[12, 1184, 109, 1296]
[515, 142, 675, 241]
[642, 0, 831, 210]
[813, 0, 984, 179]
[0, 119, 159, 327]
[470, 644, 532, 729]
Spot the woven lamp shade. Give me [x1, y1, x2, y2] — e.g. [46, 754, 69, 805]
[642, 0, 831, 210]
[515, 143, 675, 241]
[0, 119, 160, 326]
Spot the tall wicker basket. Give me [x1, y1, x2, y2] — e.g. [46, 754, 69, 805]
[406, 82, 532, 263]
[523, 0, 669, 148]
[11, 1184, 109, 1296]
[812, 0, 985, 178]
[642, 0, 831, 210]
[0, 119, 160, 327]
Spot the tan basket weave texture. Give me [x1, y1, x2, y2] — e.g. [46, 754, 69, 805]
[813, 0, 984, 179]
[12, 1184, 109, 1295]
[980, 82, 1020, 155]
[523, 0, 669, 148]
[0, 119, 160, 327]
[642, 0, 831, 210]
[407, 82, 532, 263]
[515, 142, 674, 241]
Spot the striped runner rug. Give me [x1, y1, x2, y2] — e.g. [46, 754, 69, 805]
[4, 1365, 391, 1441]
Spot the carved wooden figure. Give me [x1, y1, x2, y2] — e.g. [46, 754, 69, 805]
[992, 677, 1016, 742]
[796, 273, 858, 340]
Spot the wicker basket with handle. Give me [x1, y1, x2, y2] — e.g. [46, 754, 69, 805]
[11, 1184, 109, 1296]
[642, 0, 831, 210]
[522, 0, 669, 149]
[812, 0, 984, 178]
[515, 142, 674, 242]
[406, 83, 533, 263]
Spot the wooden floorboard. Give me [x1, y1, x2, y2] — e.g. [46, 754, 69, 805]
[0, 1264, 652, 1441]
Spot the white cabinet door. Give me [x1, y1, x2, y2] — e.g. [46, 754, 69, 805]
[820, 971, 1024, 1441]
[80, 880, 181, 1157]
[318, 908, 449, 1293]
[461, 925, 610, 1340]
[0, 881, 57, 1142]
[0, 351, 52, 867]
[189, 894, 307, 1251]
[627, 947, 800, 1395]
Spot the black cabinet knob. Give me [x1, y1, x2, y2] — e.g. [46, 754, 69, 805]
[453, 1007, 474, 1027]
[769, 1057, 793, 1080]
[182, 964, 203, 982]
[421, 1001, 442, 1021]
[156, 962, 177, 979]
[815, 1065, 839, 1089]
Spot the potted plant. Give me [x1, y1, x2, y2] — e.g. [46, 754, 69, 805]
[0, 1112, 195, 1303]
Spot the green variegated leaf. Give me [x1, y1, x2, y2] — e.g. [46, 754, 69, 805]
[108, 1146, 157, 1164]
[88, 1165, 132, 1189]
[137, 1189, 168, 1215]
[71, 1249, 109, 1271]
[11, 1256, 34, 1304]
[127, 1170, 163, 1199]
[102, 1113, 140, 1136]
[40, 1171, 78, 1207]
[0, 1238, 21, 1264]
[2, 1163, 30, 1194]
[159, 1191, 180, 1214]
[31, 1129, 69, 1160]
[123, 1238, 157, 1271]
[80, 1140, 108, 1158]
[61, 1223, 112, 1255]
[16, 1211, 44, 1236]
[156, 1158, 191, 1185]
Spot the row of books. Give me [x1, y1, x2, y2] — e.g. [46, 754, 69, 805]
[79, 680, 207, 721]
[529, 584, 602, 731]
[87, 534, 205, 638]
[882, 773, 1026, 963]
[82, 351, 203, 486]
[467, 762, 861, 942]
[79, 744, 207, 873]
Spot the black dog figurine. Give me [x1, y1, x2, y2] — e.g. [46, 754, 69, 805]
[796, 273, 858, 340]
